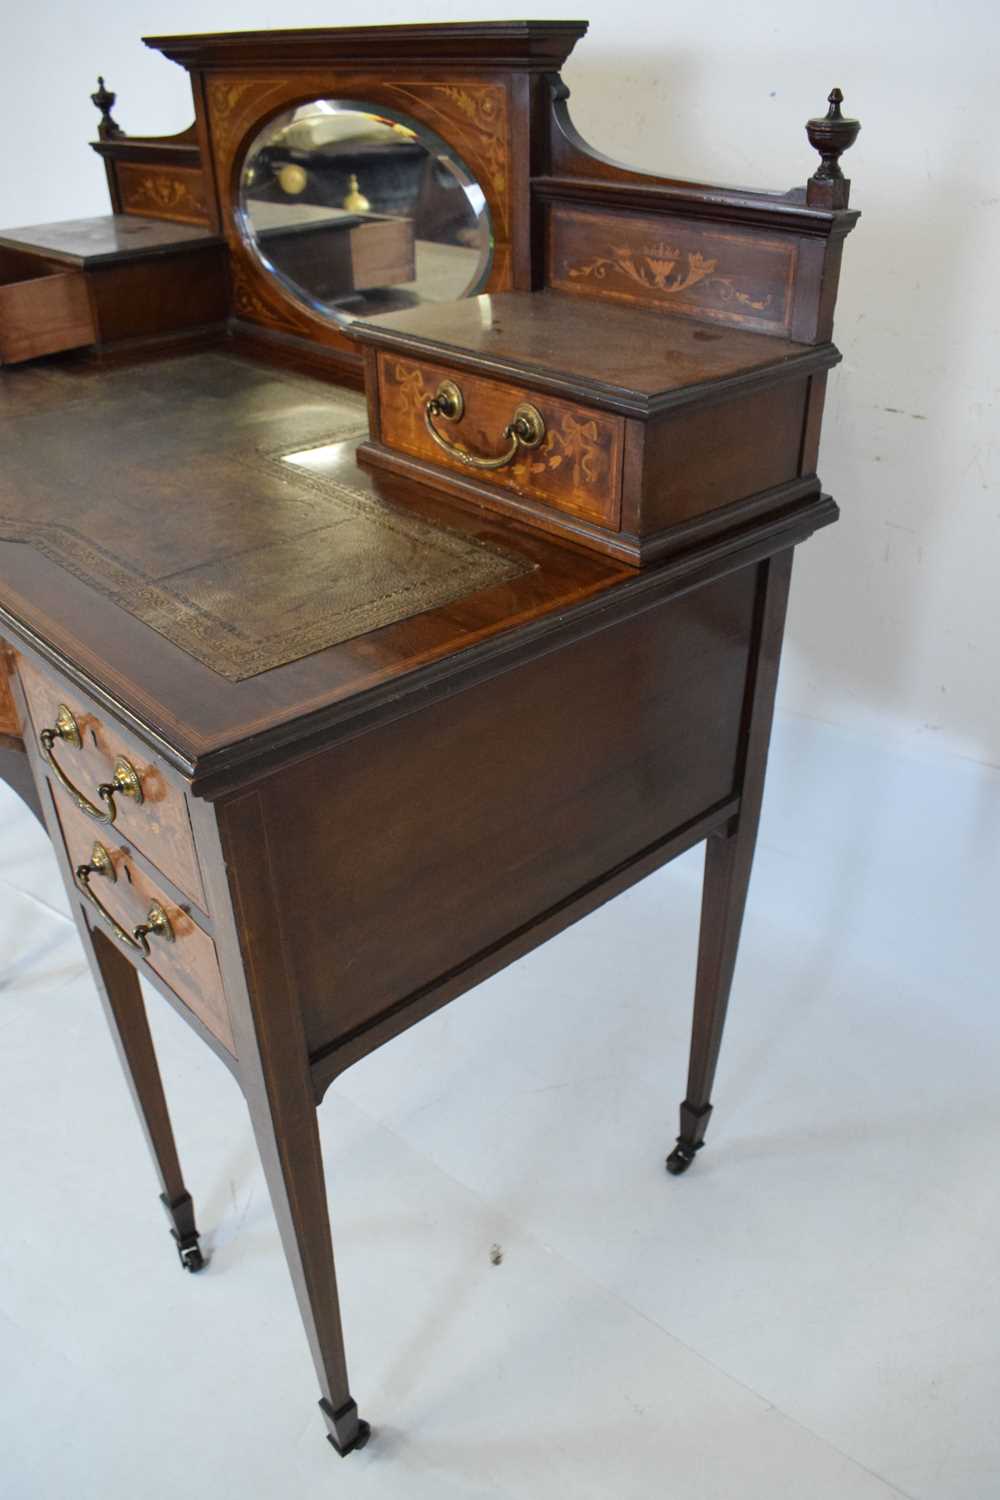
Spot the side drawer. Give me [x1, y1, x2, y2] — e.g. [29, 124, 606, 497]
[0, 248, 94, 365]
[53, 789, 234, 1054]
[377, 352, 624, 529]
[17, 656, 207, 911]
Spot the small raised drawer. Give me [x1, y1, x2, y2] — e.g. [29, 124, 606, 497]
[0, 248, 94, 365]
[377, 352, 623, 530]
[17, 656, 207, 911]
[53, 791, 233, 1054]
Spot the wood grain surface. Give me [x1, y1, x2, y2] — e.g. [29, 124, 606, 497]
[378, 351, 623, 527]
[355, 290, 821, 412]
[18, 656, 207, 909]
[0, 251, 94, 364]
[52, 788, 232, 1053]
[0, 349, 630, 776]
[251, 563, 758, 1054]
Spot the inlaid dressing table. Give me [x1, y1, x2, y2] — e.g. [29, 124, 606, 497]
[0, 23, 860, 1458]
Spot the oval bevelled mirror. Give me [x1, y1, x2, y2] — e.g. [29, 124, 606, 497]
[237, 100, 493, 325]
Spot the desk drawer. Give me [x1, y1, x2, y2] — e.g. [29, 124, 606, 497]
[53, 790, 233, 1054]
[0, 249, 94, 365]
[18, 657, 207, 910]
[377, 353, 623, 529]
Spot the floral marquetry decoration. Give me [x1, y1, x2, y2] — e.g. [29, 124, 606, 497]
[568, 243, 720, 296]
[549, 205, 795, 334]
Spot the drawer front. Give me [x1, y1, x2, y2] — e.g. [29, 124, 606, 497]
[0, 256, 94, 365]
[18, 657, 207, 910]
[53, 790, 233, 1054]
[378, 353, 624, 529]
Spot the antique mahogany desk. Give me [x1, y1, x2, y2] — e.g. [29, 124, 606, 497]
[0, 23, 860, 1458]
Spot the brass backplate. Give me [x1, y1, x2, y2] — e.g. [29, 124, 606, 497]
[113, 756, 144, 804]
[90, 841, 117, 882]
[55, 703, 82, 748]
[434, 379, 465, 422]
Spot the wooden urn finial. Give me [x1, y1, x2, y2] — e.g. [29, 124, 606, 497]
[806, 87, 860, 209]
[91, 75, 125, 141]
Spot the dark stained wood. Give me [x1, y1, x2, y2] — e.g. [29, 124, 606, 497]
[86, 926, 205, 1264]
[310, 798, 737, 1098]
[250, 563, 757, 1057]
[115, 163, 212, 226]
[18, 656, 208, 908]
[800, 371, 829, 475]
[0, 19, 862, 1463]
[0, 250, 94, 364]
[667, 550, 793, 1171]
[0, 215, 221, 267]
[16, 702, 209, 1266]
[355, 291, 836, 561]
[353, 290, 828, 413]
[51, 788, 232, 1053]
[0, 221, 227, 353]
[0, 350, 633, 779]
[547, 203, 799, 335]
[377, 349, 624, 527]
[145, 20, 589, 71]
[537, 75, 860, 345]
[805, 88, 861, 210]
[630, 379, 810, 536]
[86, 246, 227, 347]
[203, 790, 366, 1455]
[200, 65, 522, 361]
[89, 118, 214, 231]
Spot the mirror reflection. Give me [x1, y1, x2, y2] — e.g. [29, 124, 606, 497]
[238, 100, 492, 324]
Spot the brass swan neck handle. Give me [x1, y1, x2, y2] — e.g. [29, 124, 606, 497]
[39, 704, 143, 824]
[75, 843, 174, 956]
[424, 380, 545, 472]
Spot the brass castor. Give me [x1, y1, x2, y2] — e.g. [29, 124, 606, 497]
[173, 1230, 206, 1272]
[665, 1140, 701, 1175]
[328, 1419, 372, 1457]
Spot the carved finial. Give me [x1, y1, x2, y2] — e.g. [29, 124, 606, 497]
[806, 87, 860, 209]
[91, 75, 125, 141]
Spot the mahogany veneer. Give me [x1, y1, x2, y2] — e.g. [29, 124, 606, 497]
[356, 290, 837, 561]
[0, 17, 861, 1467]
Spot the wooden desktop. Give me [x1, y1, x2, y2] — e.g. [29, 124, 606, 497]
[0, 22, 860, 1459]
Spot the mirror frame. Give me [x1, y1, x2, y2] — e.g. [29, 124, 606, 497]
[235, 97, 494, 329]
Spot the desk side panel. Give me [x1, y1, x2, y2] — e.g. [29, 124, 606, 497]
[242, 566, 757, 1056]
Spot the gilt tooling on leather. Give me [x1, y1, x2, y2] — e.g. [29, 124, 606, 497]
[0, 353, 531, 680]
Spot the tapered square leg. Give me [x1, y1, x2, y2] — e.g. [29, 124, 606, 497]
[88, 925, 205, 1268]
[206, 794, 370, 1457]
[668, 551, 793, 1175]
[240, 1025, 369, 1456]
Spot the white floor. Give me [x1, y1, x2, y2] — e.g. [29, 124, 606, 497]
[1, 713, 997, 1500]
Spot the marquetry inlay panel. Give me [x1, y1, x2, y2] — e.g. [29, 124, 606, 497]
[547, 204, 798, 335]
[116, 163, 211, 227]
[203, 71, 515, 346]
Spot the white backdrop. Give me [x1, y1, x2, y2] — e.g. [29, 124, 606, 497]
[5, 0, 998, 769]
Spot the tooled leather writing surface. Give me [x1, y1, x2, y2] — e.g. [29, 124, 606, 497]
[0, 351, 532, 681]
[0, 350, 628, 769]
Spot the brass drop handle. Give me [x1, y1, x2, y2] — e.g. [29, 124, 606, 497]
[424, 380, 545, 471]
[75, 843, 174, 956]
[39, 704, 143, 824]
